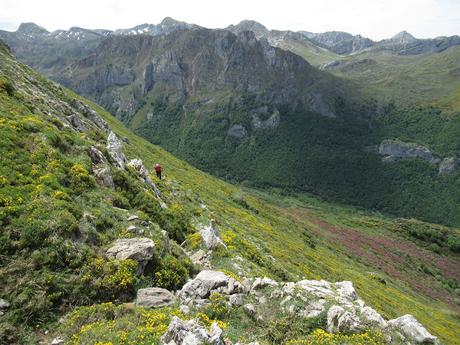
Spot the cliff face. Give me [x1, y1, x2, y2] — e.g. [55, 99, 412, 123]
[60, 29, 357, 121]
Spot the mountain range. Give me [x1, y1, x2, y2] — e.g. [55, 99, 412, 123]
[1, 17, 459, 226]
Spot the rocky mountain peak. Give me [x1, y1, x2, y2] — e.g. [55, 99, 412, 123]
[16, 22, 48, 35]
[227, 19, 269, 38]
[391, 30, 417, 44]
[160, 16, 183, 26]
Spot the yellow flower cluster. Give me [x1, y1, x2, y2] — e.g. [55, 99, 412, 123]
[186, 232, 202, 249]
[196, 312, 228, 330]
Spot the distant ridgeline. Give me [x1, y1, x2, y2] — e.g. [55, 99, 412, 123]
[1, 19, 459, 226]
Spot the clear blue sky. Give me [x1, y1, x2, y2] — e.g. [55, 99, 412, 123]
[0, 0, 459, 40]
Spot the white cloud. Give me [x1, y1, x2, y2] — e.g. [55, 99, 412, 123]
[0, 0, 458, 39]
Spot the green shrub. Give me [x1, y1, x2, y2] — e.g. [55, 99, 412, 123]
[202, 292, 229, 320]
[82, 257, 139, 300]
[152, 255, 191, 291]
[69, 163, 95, 193]
[0, 78, 15, 96]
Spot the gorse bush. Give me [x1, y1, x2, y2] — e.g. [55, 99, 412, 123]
[152, 255, 192, 291]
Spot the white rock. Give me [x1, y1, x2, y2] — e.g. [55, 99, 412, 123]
[199, 221, 225, 250]
[107, 131, 126, 169]
[161, 317, 224, 345]
[106, 237, 154, 273]
[127, 215, 139, 221]
[180, 305, 190, 314]
[127, 225, 137, 232]
[180, 271, 239, 300]
[243, 304, 256, 318]
[299, 299, 326, 319]
[50, 336, 65, 345]
[334, 281, 358, 301]
[294, 280, 334, 298]
[251, 277, 278, 290]
[327, 305, 361, 333]
[229, 294, 244, 306]
[359, 306, 386, 328]
[0, 299, 10, 310]
[388, 315, 437, 344]
[136, 287, 175, 308]
[106, 237, 154, 261]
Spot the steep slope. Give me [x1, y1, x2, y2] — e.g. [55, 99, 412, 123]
[60, 28, 356, 121]
[0, 40, 459, 344]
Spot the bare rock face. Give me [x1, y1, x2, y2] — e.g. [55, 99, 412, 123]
[388, 315, 438, 344]
[88, 146, 114, 188]
[251, 109, 280, 130]
[439, 157, 458, 174]
[227, 124, 248, 139]
[107, 131, 127, 169]
[199, 221, 225, 250]
[106, 237, 154, 274]
[69, 99, 110, 132]
[135, 287, 175, 308]
[379, 139, 440, 164]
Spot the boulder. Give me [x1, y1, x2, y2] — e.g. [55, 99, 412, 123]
[229, 294, 244, 306]
[179, 270, 241, 300]
[136, 287, 175, 308]
[70, 99, 110, 132]
[106, 237, 154, 273]
[127, 215, 139, 221]
[251, 277, 278, 290]
[199, 220, 225, 250]
[388, 314, 437, 344]
[161, 316, 224, 345]
[107, 131, 126, 169]
[127, 225, 137, 233]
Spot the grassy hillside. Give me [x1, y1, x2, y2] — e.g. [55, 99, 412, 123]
[328, 46, 460, 106]
[0, 41, 459, 344]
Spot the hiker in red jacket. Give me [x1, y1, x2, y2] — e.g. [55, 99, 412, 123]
[154, 163, 162, 180]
